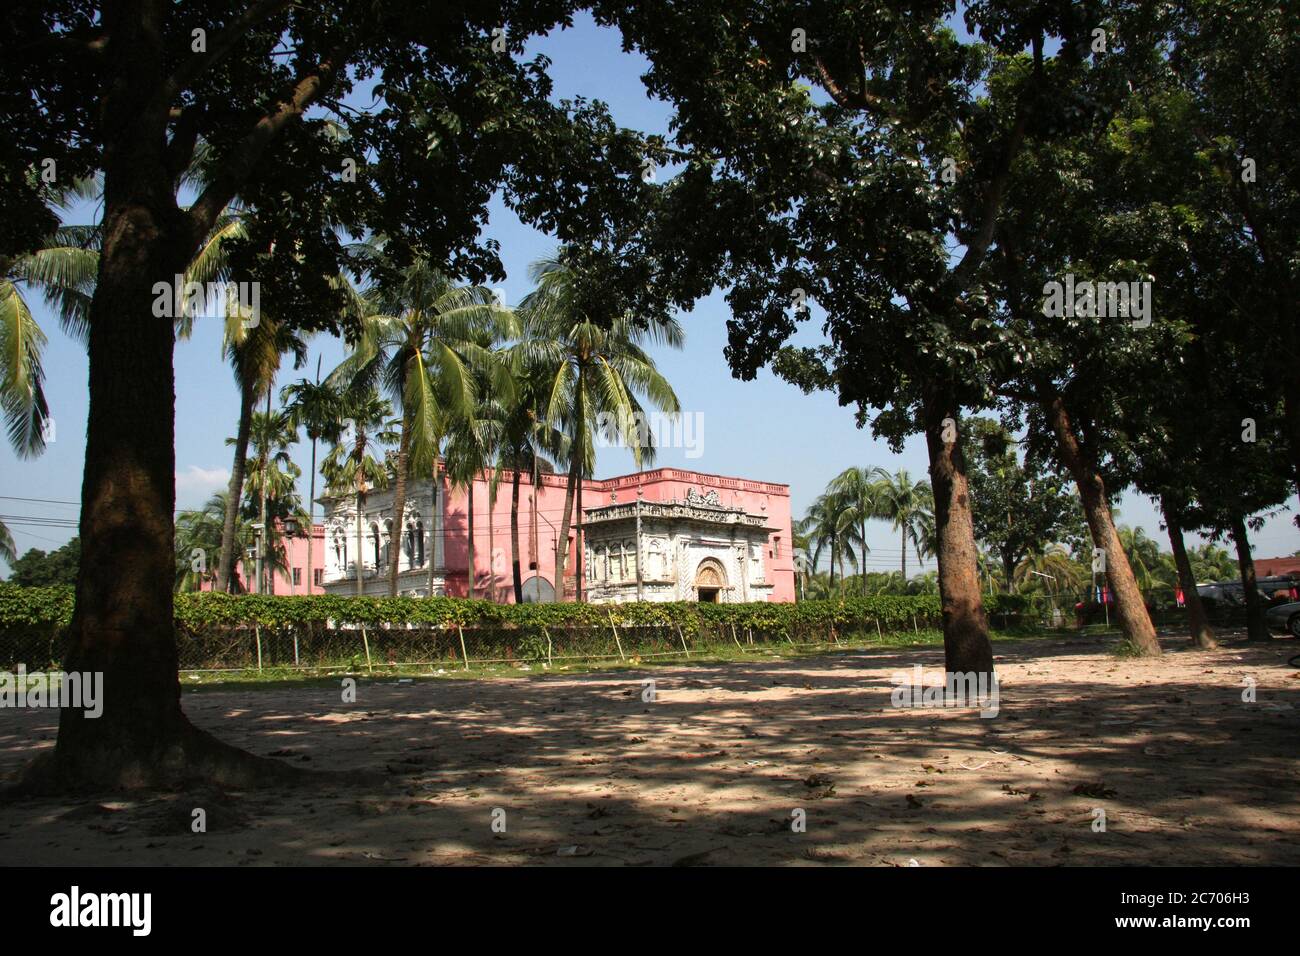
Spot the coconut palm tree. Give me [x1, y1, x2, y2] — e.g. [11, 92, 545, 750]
[491, 365, 567, 602]
[827, 466, 880, 595]
[871, 468, 933, 580]
[444, 396, 506, 600]
[0, 520, 17, 566]
[328, 247, 517, 597]
[281, 370, 346, 595]
[1117, 525, 1171, 591]
[1013, 544, 1085, 596]
[1189, 543, 1236, 582]
[235, 408, 302, 594]
[797, 493, 851, 588]
[320, 391, 397, 597]
[173, 491, 274, 593]
[1, 206, 99, 457]
[516, 249, 683, 601]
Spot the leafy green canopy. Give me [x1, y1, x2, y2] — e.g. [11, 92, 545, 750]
[4, 2, 678, 336]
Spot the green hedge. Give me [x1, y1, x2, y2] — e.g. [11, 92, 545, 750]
[0, 584, 1026, 634]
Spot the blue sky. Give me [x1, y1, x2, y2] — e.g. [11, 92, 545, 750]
[3, 11, 1297, 576]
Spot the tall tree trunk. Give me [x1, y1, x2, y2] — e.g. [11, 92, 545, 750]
[42, 180, 286, 789]
[306, 434, 317, 593]
[555, 466, 579, 602]
[900, 523, 907, 579]
[575, 474, 584, 602]
[216, 381, 255, 592]
[861, 519, 868, 596]
[427, 459, 440, 596]
[921, 390, 994, 678]
[1230, 515, 1269, 642]
[466, 480, 475, 599]
[1043, 393, 1160, 656]
[1284, 367, 1300, 504]
[386, 410, 412, 597]
[355, 487, 365, 598]
[511, 464, 524, 603]
[258, 385, 271, 595]
[487, 481, 497, 602]
[1001, 550, 1015, 594]
[1162, 499, 1216, 649]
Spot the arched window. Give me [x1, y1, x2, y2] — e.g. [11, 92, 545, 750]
[370, 522, 381, 568]
[416, 521, 425, 567]
[384, 519, 393, 568]
[404, 522, 415, 566]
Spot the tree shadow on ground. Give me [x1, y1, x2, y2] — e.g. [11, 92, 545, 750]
[0, 634, 1296, 865]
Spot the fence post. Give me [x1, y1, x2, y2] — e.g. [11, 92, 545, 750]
[456, 624, 470, 671]
[255, 625, 263, 672]
[361, 625, 373, 673]
[875, 618, 883, 642]
[292, 625, 300, 667]
[912, 614, 919, 636]
[607, 611, 626, 662]
[730, 622, 743, 650]
[543, 625, 553, 667]
[675, 623, 691, 659]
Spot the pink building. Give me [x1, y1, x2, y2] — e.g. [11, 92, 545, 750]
[293, 464, 795, 603]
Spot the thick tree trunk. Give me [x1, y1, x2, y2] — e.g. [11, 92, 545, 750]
[1230, 516, 1270, 642]
[1001, 551, 1015, 593]
[1284, 373, 1300, 504]
[386, 411, 412, 597]
[39, 197, 291, 790]
[1162, 499, 1216, 649]
[215, 382, 255, 592]
[511, 465, 524, 603]
[555, 466, 579, 602]
[921, 391, 994, 678]
[1043, 394, 1160, 656]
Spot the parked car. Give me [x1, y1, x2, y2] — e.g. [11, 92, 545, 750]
[1265, 601, 1300, 638]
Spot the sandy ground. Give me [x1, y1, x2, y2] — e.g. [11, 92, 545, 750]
[1, 633, 1297, 866]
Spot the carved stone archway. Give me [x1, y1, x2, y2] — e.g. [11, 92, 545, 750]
[694, 558, 727, 603]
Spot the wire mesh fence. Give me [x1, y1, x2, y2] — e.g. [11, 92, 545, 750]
[4, 582, 1291, 674]
[164, 616, 946, 673]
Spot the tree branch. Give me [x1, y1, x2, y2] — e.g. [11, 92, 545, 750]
[151, 0, 294, 117]
[950, 105, 1029, 291]
[186, 50, 349, 238]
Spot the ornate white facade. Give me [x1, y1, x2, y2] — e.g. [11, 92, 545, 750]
[319, 486, 446, 597]
[582, 489, 776, 604]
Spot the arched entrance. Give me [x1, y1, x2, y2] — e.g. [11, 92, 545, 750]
[521, 575, 555, 604]
[694, 559, 727, 603]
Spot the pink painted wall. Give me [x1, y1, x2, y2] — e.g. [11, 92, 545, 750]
[224, 525, 327, 595]
[440, 466, 796, 603]
[222, 466, 795, 603]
